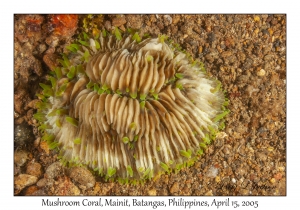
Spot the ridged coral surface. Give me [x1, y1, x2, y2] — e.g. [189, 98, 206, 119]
[35, 32, 228, 182]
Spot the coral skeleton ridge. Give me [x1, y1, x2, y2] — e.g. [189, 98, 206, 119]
[35, 31, 228, 183]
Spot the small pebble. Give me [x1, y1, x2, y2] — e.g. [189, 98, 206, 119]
[256, 152, 267, 161]
[112, 15, 126, 27]
[125, 15, 143, 29]
[33, 137, 40, 148]
[14, 150, 30, 167]
[235, 167, 246, 177]
[270, 178, 276, 184]
[45, 161, 63, 179]
[148, 189, 157, 196]
[24, 185, 39, 195]
[54, 176, 81, 196]
[36, 178, 48, 188]
[257, 69, 266, 77]
[14, 174, 38, 194]
[206, 166, 219, 178]
[215, 176, 221, 183]
[68, 166, 96, 189]
[240, 189, 250, 195]
[205, 190, 213, 196]
[170, 182, 180, 194]
[38, 44, 47, 54]
[274, 173, 283, 180]
[254, 16, 260, 22]
[104, 20, 112, 31]
[26, 161, 43, 178]
[14, 123, 34, 147]
[163, 15, 172, 25]
[39, 141, 49, 154]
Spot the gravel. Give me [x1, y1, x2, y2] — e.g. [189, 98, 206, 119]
[14, 14, 286, 196]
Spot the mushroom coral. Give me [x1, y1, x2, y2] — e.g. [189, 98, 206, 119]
[35, 30, 229, 183]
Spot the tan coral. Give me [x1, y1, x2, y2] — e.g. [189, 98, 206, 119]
[35, 31, 228, 182]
